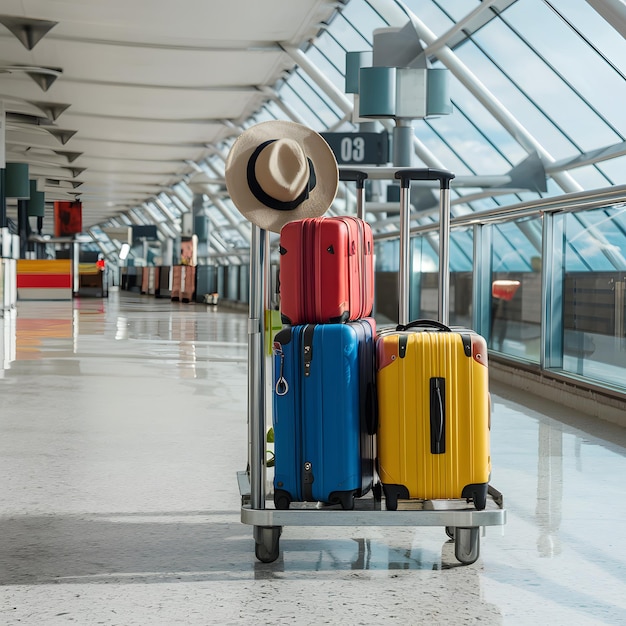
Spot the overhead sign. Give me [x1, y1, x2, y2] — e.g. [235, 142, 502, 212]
[321, 131, 389, 165]
[101, 226, 131, 243]
[132, 225, 158, 242]
[54, 201, 82, 237]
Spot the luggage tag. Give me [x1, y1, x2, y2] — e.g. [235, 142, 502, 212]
[265, 309, 283, 356]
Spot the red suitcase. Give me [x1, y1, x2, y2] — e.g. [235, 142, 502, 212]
[279, 216, 374, 325]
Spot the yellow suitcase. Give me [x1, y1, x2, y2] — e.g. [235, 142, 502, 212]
[376, 319, 491, 510]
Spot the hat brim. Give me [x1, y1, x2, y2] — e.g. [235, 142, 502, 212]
[225, 120, 338, 233]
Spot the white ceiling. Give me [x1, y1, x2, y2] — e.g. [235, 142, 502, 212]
[0, 0, 340, 226]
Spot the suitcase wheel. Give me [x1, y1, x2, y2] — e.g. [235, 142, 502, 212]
[372, 482, 383, 502]
[462, 483, 488, 511]
[473, 493, 487, 511]
[329, 490, 355, 511]
[382, 484, 410, 511]
[274, 490, 291, 510]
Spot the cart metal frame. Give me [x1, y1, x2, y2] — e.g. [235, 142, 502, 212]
[238, 167, 506, 564]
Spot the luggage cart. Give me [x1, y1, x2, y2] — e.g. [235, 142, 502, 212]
[239, 167, 506, 565]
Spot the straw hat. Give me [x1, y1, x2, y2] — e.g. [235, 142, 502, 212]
[225, 120, 338, 233]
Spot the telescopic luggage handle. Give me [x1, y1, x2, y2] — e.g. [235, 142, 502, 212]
[339, 169, 368, 187]
[339, 169, 368, 220]
[394, 167, 455, 327]
[394, 168, 455, 189]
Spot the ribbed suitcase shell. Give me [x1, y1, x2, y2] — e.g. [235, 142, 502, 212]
[272, 320, 376, 510]
[376, 326, 490, 510]
[279, 217, 374, 325]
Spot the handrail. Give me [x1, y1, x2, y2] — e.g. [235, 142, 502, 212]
[373, 184, 626, 241]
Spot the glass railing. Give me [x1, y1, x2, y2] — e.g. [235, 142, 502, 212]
[374, 185, 626, 395]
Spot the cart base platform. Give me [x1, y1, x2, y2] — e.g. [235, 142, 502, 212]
[238, 471, 506, 564]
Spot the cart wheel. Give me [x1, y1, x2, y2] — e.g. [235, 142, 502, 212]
[254, 526, 282, 563]
[454, 527, 480, 565]
[445, 526, 455, 540]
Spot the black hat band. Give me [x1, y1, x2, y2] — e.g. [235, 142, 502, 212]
[246, 139, 317, 212]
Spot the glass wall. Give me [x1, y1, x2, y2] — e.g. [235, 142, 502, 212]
[490, 217, 542, 362]
[372, 196, 626, 394]
[93, 0, 626, 400]
[562, 207, 626, 388]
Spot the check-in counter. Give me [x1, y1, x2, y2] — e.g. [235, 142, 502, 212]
[78, 263, 106, 297]
[171, 265, 196, 303]
[17, 260, 72, 301]
[155, 266, 171, 298]
[141, 266, 158, 295]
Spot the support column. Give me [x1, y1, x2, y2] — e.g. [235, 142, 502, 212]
[72, 240, 80, 296]
[473, 223, 493, 341]
[541, 212, 565, 369]
[17, 199, 29, 258]
[0, 169, 5, 229]
[393, 120, 415, 167]
[248, 225, 266, 510]
[394, 120, 415, 324]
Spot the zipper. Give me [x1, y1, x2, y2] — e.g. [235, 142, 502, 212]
[302, 220, 311, 323]
[340, 217, 353, 320]
[310, 220, 319, 322]
[301, 324, 316, 501]
[314, 218, 322, 322]
[299, 225, 305, 324]
[296, 326, 305, 500]
[346, 216, 366, 319]
[355, 217, 367, 318]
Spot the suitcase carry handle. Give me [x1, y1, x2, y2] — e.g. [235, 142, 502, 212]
[396, 319, 452, 333]
[430, 377, 446, 454]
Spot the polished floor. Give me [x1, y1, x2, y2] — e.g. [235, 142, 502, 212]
[0, 293, 625, 625]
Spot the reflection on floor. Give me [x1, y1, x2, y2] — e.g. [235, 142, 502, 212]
[0, 293, 624, 625]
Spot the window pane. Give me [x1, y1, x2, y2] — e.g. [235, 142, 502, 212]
[490, 217, 542, 362]
[512, 0, 626, 131]
[563, 206, 626, 389]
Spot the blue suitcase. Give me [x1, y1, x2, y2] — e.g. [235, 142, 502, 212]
[272, 319, 376, 510]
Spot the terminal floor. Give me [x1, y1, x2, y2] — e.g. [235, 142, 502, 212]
[0, 293, 625, 625]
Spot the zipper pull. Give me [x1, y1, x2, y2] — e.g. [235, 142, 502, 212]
[273, 343, 288, 396]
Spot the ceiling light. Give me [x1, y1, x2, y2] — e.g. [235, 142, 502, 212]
[0, 15, 58, 50]
[44, 127, 77, 145]
[0, 65, 63, 91]
[4, 162, 30, 198]
[28, 101, 71, 122]
[54, 150, 82, 163]
[119, 243, 130, 260]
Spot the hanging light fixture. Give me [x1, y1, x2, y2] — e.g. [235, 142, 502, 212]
[4, 162, 30, 199]
[0, 15, 58, 50]
[0, 65, 63, 91]
[27, 180, 45, 217]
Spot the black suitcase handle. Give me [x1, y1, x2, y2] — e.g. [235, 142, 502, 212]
[396, 319, 452, 332]
[339, 169, 368, 189]
[394, 168, 455, 189]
